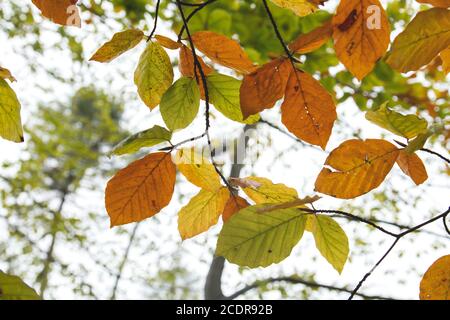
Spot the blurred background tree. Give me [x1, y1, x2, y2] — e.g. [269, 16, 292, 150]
[0, 0, 448, 299]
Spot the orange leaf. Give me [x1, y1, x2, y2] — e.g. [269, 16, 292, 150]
[396, 150, 428, 185]
[222, 196, 250, 223]
[179, 45, 213, 99]
[32, 0, 81, 27]
[281, 69, 336, 149]
[416, 0, 450, 8]
[289, 20, 333, 54]
[105, 152, 176, 227]
[155, 35, 182, 50]
[240, 58, 292, 119]
[332, 0, 390, 80]
[420, 255, 450, 300]
[191, 31, 256, 74]
[315, 139, 399, 199]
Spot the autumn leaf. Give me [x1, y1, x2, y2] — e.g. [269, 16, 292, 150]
[0, 271, 41, 300]
[332, 0, 390, 80]
[105, 152, 176, 227]
[0, 79, 24, 143]
[306, 215, 349, 274]
[240, 58, 291, 119]
[31, 0, 81, 27]
[160, 77, 200, 131]
[440, 47, 450, 73]
[0, 66, 16, 82]
[255, 196, 321, 213]
[270, 0, 318, 17]
[134, 42, 174, 110]
[207, 73, 260, 124]
[420, 255, 450, 300]
[109, 125, 172, 156]
[416, 0, 450, 8]
[281, 69, 337, 149]
[233, 176, 299, 204]
[155, 34, 182, 50]
[315, 139, 399, 199]
[289, 19, 333, 54]
[216, 205, 307, 267]
[396, 150, 428, 185]
[89, 29, 144, 63]
[178, 188, 230, 240]
[191, 31, 256, 74]
[365, 102, 428, 139]
[179, 45, 214, 98]
[405, 131, 433, 154]
[386, 8, 450, 73]
[174, 149, 222, 192]
[222, 196, 250, 223]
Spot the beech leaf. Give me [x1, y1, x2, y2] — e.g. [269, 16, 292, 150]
[0, 79, 24, 143]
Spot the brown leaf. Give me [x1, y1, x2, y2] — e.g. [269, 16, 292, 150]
[240, 58, 292, 119]
[179, 45, 213, 99]
[315, 139, 399, 199]
[332, 0, 390, 80]
[420, 255, 450, 300]
[396, 150, 428, 185]
[281, 69, 337, 149]
[105, 152, 176, 227]
[222, 196, 250, 223]
[32, 0, 81, 27]
[289, 20, 333, 54]
[191, 31, 256, 74]
[155, 35, 182, 50]
[416, 0, 450, 8]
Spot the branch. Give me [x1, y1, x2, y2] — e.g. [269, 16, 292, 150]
[177, 0, 218, 41]
[147, 0, 161, 41]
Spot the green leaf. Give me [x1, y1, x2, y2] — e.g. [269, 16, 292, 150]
[110, 125, 172, 156]
[0, 271, 41, 300]
[386, 8, 450, 73]
[306, 215, 349, 274]
[216, 205, 307, 268]
[405, 131, 433, 154]
[365, 102, 428, 139]
[207, 73, 260, 124]
[160, 77, 200, 131]
[0, 78, 23, 143]
[134, 41, 174, 110]
[89, 29, 144, 63]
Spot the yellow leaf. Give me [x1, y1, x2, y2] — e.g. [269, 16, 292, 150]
[178, 188, 230, 240]
[154, 34, 182, 50]
[174, 149, 222, 192]
[0, 67, 16, 82]
[281, 69, 336, 149]
[270, 0, 318, 17]
[105, 152, 176, 227]
[440, 47, 450, 73]
[89, 29, 144, 63]
[420, 255, 450, 300]
[233, 176, 299, 204]
[134, 42, 174, 110]
[416, 0, 450, 8]
[396, 150, 428, 185]
[240, 58, 292, 119]
[332, 0, 390, 80]
[31, 0, 81, 27]
[307, 215, 349, 274]
[315, 139, 399, 199]
[0, 79, 23, 143]
[191, 31, 256, 74]
[222, 196, 250, 223]
[386, 8, 450, 73]
[289, 19, 333, 54]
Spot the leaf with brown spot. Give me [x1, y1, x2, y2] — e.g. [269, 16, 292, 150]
[289, 20, 333, 54]
[240, 58, 292, 119]
[191, 31, 256, 74]
[332, 0, 390, 80]
[155, 35, 182, 50]
[105, 152, 176, 227]
[32, 0, 81, 27]
[281, 69, 336, 149]
[222, 196, 250, 223]
[315, 139, 399, 199]
[396, 150, 428, 185]
[420, 255, 450, 300]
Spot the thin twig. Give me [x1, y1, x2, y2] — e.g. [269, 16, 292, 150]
[394, 140, 450, 164]
[147, 0, 161, 41]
